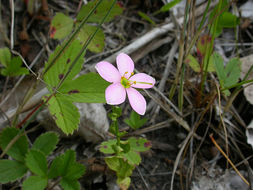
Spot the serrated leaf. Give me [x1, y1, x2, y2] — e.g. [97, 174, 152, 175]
[76, 0, 123, 23]
[46, 95, 80, 134]
[213, 53, 241, 96]
[60, 178, 80, 190]
[0, 127, 28, 162]
[48, 149, 85, 180]
[1, 56, 29, 76]
[43, 39, 84, 91]
[0, 47, 11, 67]
[124, 111, 148, 130]
[138, 11, 155, 25]
[128, 137, 151, 152]
[22, 176, 48, 190]
[50, 12, 74, 39]
[32, 132, 59, 156]
[0, 160, 27, 183]
[25, 149, 47, 177]
[59, 72, 109, 103]
[99, 139, 117, 154]
[224, 58, 241, 87]
[77, 24, 104, 53]
[213, 52, 226, 87]
[160, 0, 182, 12]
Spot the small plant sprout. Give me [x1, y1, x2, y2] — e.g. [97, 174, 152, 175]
[95, 53, 155, 115]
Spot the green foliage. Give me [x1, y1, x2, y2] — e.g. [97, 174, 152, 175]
[209, 0, 239, 37]
[48, 149, 85, 190]
[105, 157, 134, 189]
[213, 52, 241, 96]
[0, 160, 27, 183]
[0, 127, 28, 162]
[76, 0, 123, 23]
[22, 176, 48, 190]
[0, 47, 11, 66]
[185, 54, 215, 73]
[25, 149, 48, 177]
[0, 48, 29, 76]
[160, 0, 182, 12]
[77, 24, 105, 53]
[59, 72, 109, 103]
[0, 129, 85, 189]
[50, 0, 123, 53]
[32, 132, 59, 156]
[50, 12, 74, 39]
[124, 111, 148, 130]
[60, 178, 81, 190]
[43, 40, 109, 135]
[44, 39, 84, 90]
[100, 137, 151, 188]
[46, 95, 80, 134]
[138, 11, 155, 25]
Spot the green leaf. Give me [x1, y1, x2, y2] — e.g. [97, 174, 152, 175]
[22, 176, 48, 190]
[46, 95, 80, 134]
[25, 149, 47, 177]
[213, 52, 241, 96]
[223, 57, 241, 88]
[219, 12, 239, 28]
[43, 39, 84, 91]
[120, 150, 141, 165]
[32, 132, 59, 156]
[213, 52, 225, 87]
[128, 137, 151, 152]
[76, 0, 123, 23]
[117, 177, 131, 190]
[99, 139, 117, 154]
[138, 11, 155, 25]
[105, 157, 134, 178]
[124, 111, 148, 130]
[50, 12, 74, 39]
[77, 24, 105, 53]
[0, 127, 28, 162]
[59, 72, 109, 103]
[0, 47, 11, 67]
[0, 159, 27, 183]
[160, 0, 182, 12]
[48, 149, 85, 180]
[185, 54, 200, 72]
[1, 56, 29, 76]
[60, 178, 80, 190]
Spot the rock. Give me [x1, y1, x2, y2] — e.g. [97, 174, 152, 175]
[37, 102, 109, 143]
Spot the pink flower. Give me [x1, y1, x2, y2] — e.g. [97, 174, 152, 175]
[95, 53, 155, 115]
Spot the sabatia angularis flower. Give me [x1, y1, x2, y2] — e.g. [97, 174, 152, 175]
[95, 53, 155, 115]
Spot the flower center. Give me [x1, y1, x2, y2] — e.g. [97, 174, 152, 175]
[121, 77, 131, 88]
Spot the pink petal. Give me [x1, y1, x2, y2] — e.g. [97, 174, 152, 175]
[126, 87, 146, 115]
[116, 53, 134, 79]
[95, 61, 121, 83]
[129, 73, 155, 89]
[105, 83, 126, 105]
